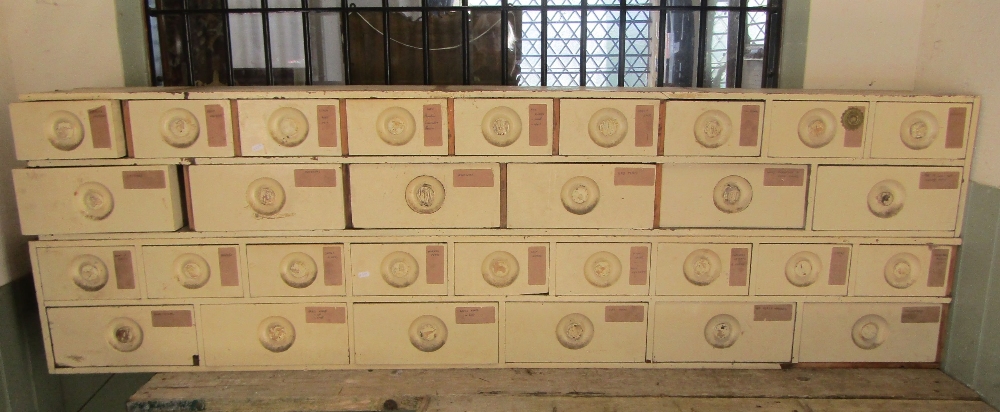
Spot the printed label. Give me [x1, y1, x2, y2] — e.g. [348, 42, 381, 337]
[729, 247, 749, 287]
[88, 106, 112, 149]
[635, 105, 655, 147]
[426, 245, 445, 284]
[112, 250, 136, 290]
[614, 167, 656, 186]
[527, 246, 547, 286]
[294, 169, 337, 187]
[763, 167, 805, 187]
[843, 106, 865, 148]
[828, 246, 851, 286]
[920, 171, 961, 189]
[901, 306, 942, 324]
[739, 105, 761, 147]
[928, 248, 951, 288]
[528, 104, 548, 146]
[423, 104, 443, 146]
[629, 246, 649, 285]
[456, 306, 496, 324]
[317, 105, 338, 147]
[945, 107, 967, 149]
[122, 170, 167, 189]
[453, 169, 495, 187]
[306, 306, 346, 324]
[605, 305, 645, 322]
[323, 246, 343, 286]
[205, 104, 228, 147]
[151, 310, 193, 327]
[754, 304, 794, 321]
[218, 247, 240, 287]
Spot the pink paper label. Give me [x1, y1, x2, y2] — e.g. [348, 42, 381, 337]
[456, 306, 496, 324]
[528, 104, 548, 146]
[739, 105, 761, 147]
[754, 304, 794, 321]
[306, 306, 346, 324]
[634, 105, 655, 147]
[425, 245, 445, 284]
[614, 167, 656, 186]
[729, 248, 749, 287]
[113, 250, 136, 290]
[151, 310, 193, 327]
[629, 246, 649, 285]
[218, 247, 240, 287]
[828, 247, 850, 286]
[88, 106, 112, 149]
[605, 305, 644, 322]
[323, 246, 344, 286]
[205, 104, 228, 147]
[122, 170, 167, 189]
[527, 246, 547, 286]
[945, 107, 967, 149]
[763, 168, 805, 187]
[294, 169, 337, 187]
[901, 306, 942, 324]
[453, 169, 495, 187]
[927, 248, 951, 288]
[920, 171, 961, 189]
[317, 105, 339, 147]
[423, 104, 443, 146]
[843, 106, 865, 148]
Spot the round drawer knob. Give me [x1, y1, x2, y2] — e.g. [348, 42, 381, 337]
[693, 110, 732, 148]
[380, 251, 420, 288]
[481, 250, 519, 288]
[69, 254, 109, 292]
[405, 175, 446, 214]
[44, 111, 85, 151]
[556, 313, 594, 350]
[683, 249, 722, 286]
[409, 315, 448, 352]
[160, 108, 200, 148]
[899, 110, 939, 150]
[584, 251, 622, 288]
[74, 182, 115, 221]
[797, 108, 837, 148]
[561, 176, 600, 215]
[376, 107, 416, 146]
[852, 314, 889, 350]
[704, 314, 741, 349]
[481, 106, 522, 147]
[588, 108, 628, 148]
[268, 107, 310, 147]
[841, 107, 866, 131]
[258, 316, 296, 353]
[713, 175, 753, 214]
[785, 251, 822, 287]
[246, 177, 287, 216]
[867, 179, 905, 219]
[173, 253, 211, 289]
[883, 252, 920, 289]
[106, 317, 143, 353]
[279, 252, 318, 289]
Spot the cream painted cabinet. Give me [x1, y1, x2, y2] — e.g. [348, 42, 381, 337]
[554, 243, 650, 296]
[246, 244, 346, 297]
[236, 99, 343, 157]
[350, 243, 448, 296]
[798, 303, 943, 363]
[12, 166, 184, 235]
[143, 245, 245, 299]
[663, 100, 763, 156]
[36, 246, 140, 301]
[752, 244, 851, 296]
[187, 164, 345, 231]
[126, 100, 235, 158]
[10, 100, 127, 160]
[851, 245, 953, 297]
[558, 99, 659, 156]
[505, 302, 647, 363]
[345, 99, 449, 156]
[652, 302, 795, 363]
[349, 163, 500, 229]
[453, 98, 553, 155]
[870, 102, 971, 159]
[655, 243, 751, 296]
[454, 242, 549, 296]
[767, 101, 869, 158]
[353, 303, 499, 365]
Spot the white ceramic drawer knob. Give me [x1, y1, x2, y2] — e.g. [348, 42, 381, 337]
[376, 107, 416, 146]
[704, 314, 741, 349]
[899, 110, 939, 150]
[44, 110, 85, 151]
[74, 182, 115, 221]
[785, 251, 822, 287]
[160, 108, 201, 148]
[481, 251, 519, 287]
[561, 176, 600, 215]
[258, 316, 296, 353]
[268, 107, 310, 147]
[556, 313, 594, 350]
[713, 175, 753, 213]
[683, 249, 722, 286]
[380, 251, 420, 288]
[279, 252, 318, 289]
[409, 315, 448, 352]
[405, 176, 446, 214]
[584, 251, 622, 288]
[883, 252, 920, 289]
[588, 108, 628, 148]
[106, 317, 144, 353]
[852, 314, 889, 350]
[246, 177, 287, 216]
[69, 254, 109, 292]
[694, 110, 733, 148]
[797, 108, 837, 148]
[867, 179, 906, 219]
[173, 253, 211, 289]
[481, 106, 522, 147]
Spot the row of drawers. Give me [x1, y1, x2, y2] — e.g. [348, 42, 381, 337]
[12, 98, 972, 161]
[48, 301, 944, 369]
[13, 163, 964, 235]
[36, 241, 955, 301]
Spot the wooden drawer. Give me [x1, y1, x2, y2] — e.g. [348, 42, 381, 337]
[454, 242, 549, 296]
[554, 243, 650, 296]
[345, 99, 448, 156]
[126, 100, 235, 158]
[349, 163, 500, 229]
[188, 164, 345, 231]
[752, 244, 851, 296]
[48, 305, 198, 367]
[812, 166, 962, 231]
[851, 245, 954, 297]
[767, 101, 869, 158]
[10, 100, 126, 160]
[652, 302, 795, 363]
[506, 163, 656, 229]
[655, 243, 751, 296]
[143, 245, 245, 299]
[12, 166, 184, 235]
[350, 243, 448, 296]
[659, 164, 808, 228]
[663, 100, 763, 157]
[353, 303, 499, 365]
[36, 246, 140, 301]
[201, 304, 349, 367]
[453, 98, 553, 155]
[870, 102, 971, 159]
[505, 302, 647, 363]
[798, 303, 943, 363]
[558, 99, 659, 156]
[246, 244, 346, 297]
[235, 99, 342, 157]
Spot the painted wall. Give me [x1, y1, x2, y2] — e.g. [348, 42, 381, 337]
[0, 3, 26, 288]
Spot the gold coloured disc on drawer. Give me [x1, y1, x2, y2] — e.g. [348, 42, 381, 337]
[409, 315, 448, 352]
[405, 175, 446, 214]
[68, 254, 109, 292]
[279, 252, 318, 289]
[852, 314, 889, 350]
[173, 253, 211, 289]
[899, 110, 939, 150]
[246, 177, 287, 216]
[258, 316, 296, 353]
[74, 182, 115, 221]
[797, 108, 837, 148]
[561, 176, 600, 215]
[841, 107, 865, 131]
[44, 110, 85, 151]
[588, 108, 629, 148]
[785, 251, 822, 287]
[376, 106, 416, 146]
[268, 107, 310, 147]
[713, 175, 753, 214]
[584, 251, 622, 288]
[481, 106, 522, 147]
[106, 317, 144, 353]
[683, 249, 722, 286]
[883, 252, 920, 289]
[481, 250, 520, 288]
[867, 179, 906, 219]
[159, 108, 201, 148]
[693, 110, 733, 148]
[380, 251, 420, 288]
[556, 313, 594, 350]
[704, 314, 742, 349]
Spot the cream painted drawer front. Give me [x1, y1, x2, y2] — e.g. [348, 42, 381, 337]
[236, 99, 342, 157]
[246, 244, 346, 297]
[201, 304, 349, 366]
[126, 100, 235, 158]
[350, 243, 448, 296]
[871, 102, 971, 159]
[48, 305, 198, 367]
[453, 98, 553, 155]
[655, 243, 751, 296]
[37, 246, 140, 301]
[652, 302, 795, 363]
[345, 99, 448, 156]
[10, 100, 127, 160]
[12, 166, 184, 235]
[798, 303, 942, 363]
[663, 100, 763, 157]
[349, 163, 500, 228]
[852, 245, 953, 297]
[767, 101, 869, 158]
[752, 244, 851, 296]
[506, 302, 647, 363]
[554, 243, 650, 296]
[812, 166, 962, 231]
[659, 164, 808, 228]
[188, 164, 345, 231]
[353, 303, 499, 365]
[507, 163, 656, 229]
[143, 245, 245, 299]
[558, 99, 659, 156]
[454, 243, 549, 296]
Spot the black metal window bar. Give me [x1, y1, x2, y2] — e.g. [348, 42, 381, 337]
[144, 0, 781, 88]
